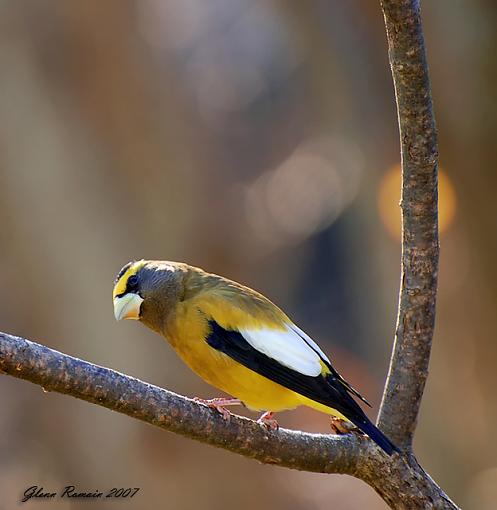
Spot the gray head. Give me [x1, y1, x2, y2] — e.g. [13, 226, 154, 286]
[112, 260, 187, 333]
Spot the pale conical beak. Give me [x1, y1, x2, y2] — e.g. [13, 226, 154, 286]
[113, 293, 144, 321]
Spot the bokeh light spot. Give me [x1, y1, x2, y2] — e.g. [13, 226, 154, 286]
[244, 136, 363, 249]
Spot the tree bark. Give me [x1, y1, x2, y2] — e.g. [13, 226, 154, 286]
[0, 331, 458, 509]
[377, 0, 439, 450]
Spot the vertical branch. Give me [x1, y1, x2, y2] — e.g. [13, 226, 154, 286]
[377, 0, 439, 448]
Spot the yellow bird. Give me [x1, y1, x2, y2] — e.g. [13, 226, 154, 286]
[113, 260, 398, 455]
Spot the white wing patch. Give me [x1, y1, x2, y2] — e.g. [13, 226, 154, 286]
[239, 324, 328, 377]
[288, 323, 331, 364]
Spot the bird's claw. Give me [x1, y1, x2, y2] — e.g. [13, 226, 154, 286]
[215, 405, 232, 421]
[257, 411, 279, 431]
[193, 397, 240, 422]
[329, 416, 356, 435]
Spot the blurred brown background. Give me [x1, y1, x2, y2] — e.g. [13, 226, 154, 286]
[0, 1, 495, 509]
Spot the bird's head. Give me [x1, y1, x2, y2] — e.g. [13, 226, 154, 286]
[112, 260, 186, 332]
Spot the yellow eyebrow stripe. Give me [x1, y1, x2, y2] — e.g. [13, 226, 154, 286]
[112, 260, 146, 299]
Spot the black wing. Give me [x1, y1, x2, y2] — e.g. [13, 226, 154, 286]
[206, 319, 398, 455]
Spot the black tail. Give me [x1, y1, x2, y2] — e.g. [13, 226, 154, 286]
[348, 414, 399, 455]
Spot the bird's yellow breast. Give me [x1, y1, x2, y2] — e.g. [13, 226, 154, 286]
[161, 296, 345, 418]
[161, 298, 300, 411]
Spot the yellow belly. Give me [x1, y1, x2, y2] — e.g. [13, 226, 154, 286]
[163, 306, 347, 419]
[168, 325, 296, 410]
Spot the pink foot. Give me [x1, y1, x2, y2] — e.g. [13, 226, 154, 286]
[193, 397, 242, 421]
[257, 411, 279, 430]
[329, 416, 356, 435]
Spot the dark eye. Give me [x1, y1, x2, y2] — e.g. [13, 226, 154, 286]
[127, 275, 139, 289]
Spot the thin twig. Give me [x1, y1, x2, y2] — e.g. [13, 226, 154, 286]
[377, 0, 439, 449]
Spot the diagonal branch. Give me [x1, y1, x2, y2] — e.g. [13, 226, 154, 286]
[0, 331, 458, 509]
[0, 331, 357, 473]
[377, 0, 439, 449]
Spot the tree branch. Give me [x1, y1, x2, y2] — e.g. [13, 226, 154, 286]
[0, 331, 458, 509]
[0, 332, 355, 473]
[377, 0, 439, 449]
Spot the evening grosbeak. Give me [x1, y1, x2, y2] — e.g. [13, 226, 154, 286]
[113, 260, 398, 455]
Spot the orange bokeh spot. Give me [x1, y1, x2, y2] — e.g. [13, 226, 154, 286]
[378, 164, 456, 239]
